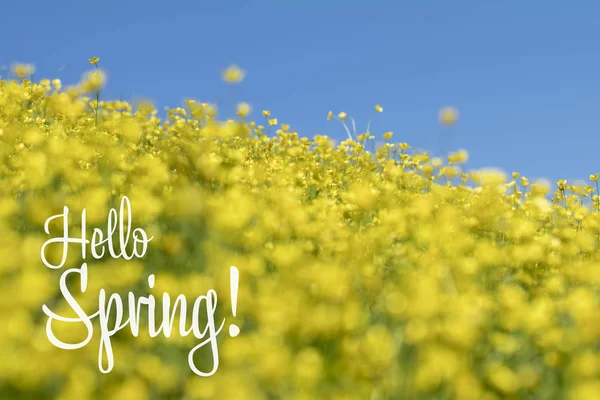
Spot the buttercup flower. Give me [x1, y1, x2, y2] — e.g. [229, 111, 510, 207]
[439, 106, 459, 126]
[222, 64, 245, 83]
[237, 102, 251, 117]
[12, 63, 35, 78]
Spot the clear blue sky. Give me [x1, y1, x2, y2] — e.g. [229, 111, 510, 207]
[2, 1, 600, 184]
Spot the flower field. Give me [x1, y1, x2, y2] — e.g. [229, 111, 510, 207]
[2, 63, 600, 400]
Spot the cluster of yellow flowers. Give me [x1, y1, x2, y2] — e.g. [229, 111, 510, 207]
[1, 61, 600, 400]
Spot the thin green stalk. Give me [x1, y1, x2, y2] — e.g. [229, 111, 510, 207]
[336, 117, 353, 141]
[350, 116, 357, 138]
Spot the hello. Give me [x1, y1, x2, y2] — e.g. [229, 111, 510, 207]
[40, 196, 153, 269]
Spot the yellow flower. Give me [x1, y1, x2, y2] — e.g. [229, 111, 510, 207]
[432, 157, 443, 168]
[88, 56, 100, 65]
[79, 69, 107, 93]
[486, 363, 520, 394]
[439, 106, 459, 126]
[263, 110, 271, 117]
[557, 179, 568, 190]
[222, 64, 245, 84]
[51, 78, 62, 90]
[590, 174, 598, 182]
[383, 131, 393, 140]
[375, 104, 383, 113]
[357, 133, 369, 142]
[12, 63, 35, 78]
[327, 111, 333, 120]
[268, 118, 278, 126]
[236, 102, 251, 117]
[338, 112, 347, 120]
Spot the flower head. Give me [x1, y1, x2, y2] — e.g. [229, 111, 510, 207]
[80, 69, 107, 93]
[88, 57, 100, 65]
[222, 65, 245, 84]
[12, 63, 35, 78]
[557, 179, 568, 191]
[236, 102, 251, 117]
[439, 106, 459, 126]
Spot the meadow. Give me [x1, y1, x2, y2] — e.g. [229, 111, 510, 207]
[1, 60, 600, 400]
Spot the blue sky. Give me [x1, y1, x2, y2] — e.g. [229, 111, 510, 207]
[2, 1, 600, 184]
